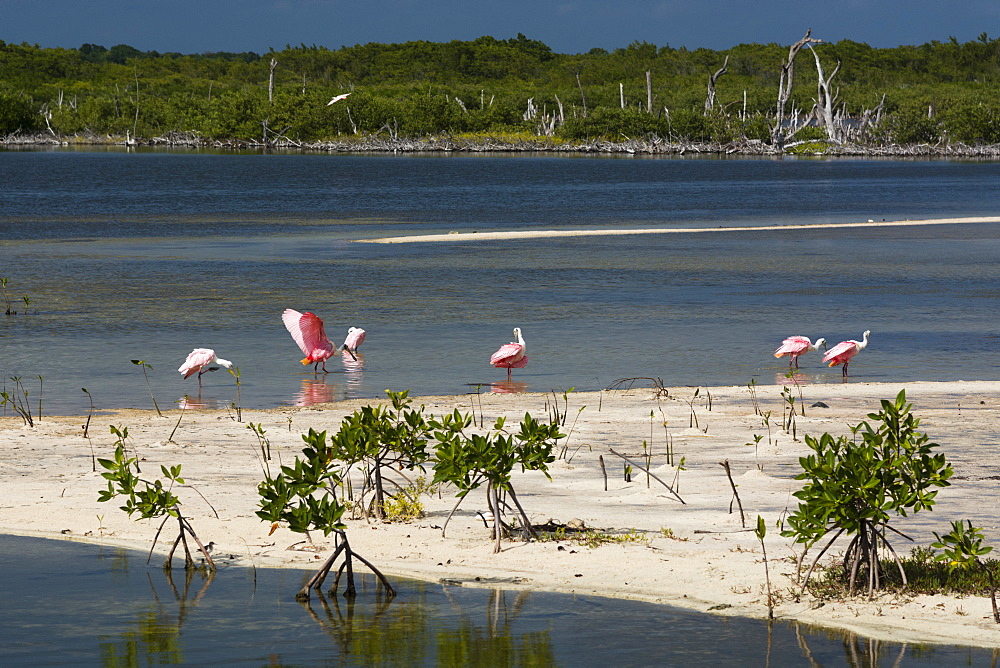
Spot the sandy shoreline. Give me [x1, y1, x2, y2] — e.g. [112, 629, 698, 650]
[4, 380, 1000, 647]
[356, 216, 1000, 243]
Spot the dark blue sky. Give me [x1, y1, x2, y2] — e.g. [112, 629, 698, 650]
[1, 0, 997, 54]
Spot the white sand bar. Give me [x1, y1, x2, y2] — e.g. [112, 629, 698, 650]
[4, 381, 1000, 647]
[357, 216, 1000, 243]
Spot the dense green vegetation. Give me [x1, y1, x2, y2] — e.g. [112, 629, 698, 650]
[3, 32, 1000, 148]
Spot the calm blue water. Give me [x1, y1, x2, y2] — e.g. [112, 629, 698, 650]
[2, 148, 1000, 415]
[1, 534, 994, 666]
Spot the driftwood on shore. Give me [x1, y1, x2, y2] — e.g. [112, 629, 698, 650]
[5, 130, 1000, 158]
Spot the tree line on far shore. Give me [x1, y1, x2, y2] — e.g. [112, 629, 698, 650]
[2, 31, 1000, 151]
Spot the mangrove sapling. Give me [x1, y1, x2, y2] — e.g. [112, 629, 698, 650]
[932, 520, 1000, 624]
[720, 459, 746, 528]
[97, 444, 215, 570]
[1, 375, 34, 427]
[247, 422, 272, 475]
[687, 388, 701, 429]
[227, 366, 242, 422]
[131, 359, 163, 417]
[110, 424, 140, 473]
[642, 440, 651, 488]
[558, 404, 586, 460]
[167, 400, 186, 443]
[672, 456, 687, 493]
[431, 410, 563, 552]
[36, 375, 42, 422]
[256, 429, 394, 601]
[624, 463, 632, 483]
[82, 388, 96, 471]
[748, 434, 765, 471]
[0, 277, 12, 314]
[747, 378, 761, 417]
[784, 369, 806, 416]
[755, 516, 774, 620]
[782, 390, 953, 597]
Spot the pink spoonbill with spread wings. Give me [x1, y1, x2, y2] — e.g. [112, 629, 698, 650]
[773, 336, 826, 368]
[282, 308, 339, 373]
[822, 330, 871, 377]
[178, 348, 232, 390]
[490, 327, 528, 380]
[342, 327, 366, 353]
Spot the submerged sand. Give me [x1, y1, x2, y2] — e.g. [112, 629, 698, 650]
[3, 380, 1000, 647]
[356, 216, 1000, 243]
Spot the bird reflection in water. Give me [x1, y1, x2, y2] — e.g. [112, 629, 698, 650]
[177, 394, 230, 410]
[292, 377, 336, 407]
[341, 350, 365, 396]
[775, 372, 811, 386]
[491, 380, 528, 394]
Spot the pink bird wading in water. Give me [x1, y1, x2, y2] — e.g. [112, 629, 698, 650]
[490, 327, 528, 380]
[822, 330, 871, 377]
[773, 336, 826, 368]
[342, 327, 366, 353]
[178, 348, 232, 390]
[282, 309, 342, 373]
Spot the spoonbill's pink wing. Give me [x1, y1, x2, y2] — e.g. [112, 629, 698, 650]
[774, 336, 810, 357]
[179, 348, 216, 378]
[822, 340, 858, 366]
[344, 328, 366, 350]
[491, 343, 524, 366]
[283, 309, 317, 356]
[507, 355, 529, 369]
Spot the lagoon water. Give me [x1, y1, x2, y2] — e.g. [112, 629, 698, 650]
[1, 534, 995, 666]
[2, 148, 1000, 415]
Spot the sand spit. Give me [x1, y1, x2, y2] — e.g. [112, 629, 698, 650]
[356, 216, 1000, 244]
[3, 380, 1000, 647]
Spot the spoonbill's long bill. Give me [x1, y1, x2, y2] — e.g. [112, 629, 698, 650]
[178, 348, 232, 390]
[282, 308, 336, 373]
[773, 336, 826, 368]
[822, 330, 871, 377]
[490, 327, 528, 380]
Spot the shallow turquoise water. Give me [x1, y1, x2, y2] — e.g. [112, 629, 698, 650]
[2, 149, 999, 414]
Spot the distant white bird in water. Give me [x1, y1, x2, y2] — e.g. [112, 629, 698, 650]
[178, 348, 232, 390]
[822, 330, 871, 377]
[490, 327, 528, 380]
[773, 336, 826, 368]
[342, 327, 366, 353]
[326, 92, 351, 106]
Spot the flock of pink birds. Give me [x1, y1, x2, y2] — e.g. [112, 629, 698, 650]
[178, 311, 870, 393]
[176, 311, 530, 391]
[774, 330, 871, 377]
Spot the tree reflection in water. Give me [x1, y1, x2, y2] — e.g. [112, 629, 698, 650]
[99, 564, 215, 665]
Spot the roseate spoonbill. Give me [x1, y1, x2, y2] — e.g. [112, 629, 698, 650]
[282, 308, 336, 373]
[773, 336, 826, 368]
[822, 330, 871, 377]
[343, 327, 366, 353]
[326, 92, 351, 105]
[178, 348, 232, 389]
[490, 327, 528, 380]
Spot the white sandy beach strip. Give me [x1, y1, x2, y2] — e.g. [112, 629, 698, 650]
[4, 380, 1000, 647]
[356, 216, 1000, 243]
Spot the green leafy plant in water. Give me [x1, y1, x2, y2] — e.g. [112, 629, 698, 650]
[97, 442, 214, 570]
[431, 409, 563, 553]
[131, 360, 163, 417]
[782, 390, 953, 597]
[932, 520, 1000, 623]
[256, 422, 396, 601]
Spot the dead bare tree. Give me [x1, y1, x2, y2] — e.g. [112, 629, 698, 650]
[575, 71, 587, 117]
[268, 58, 277, 103]
[704, 55, 729, 114]
[646, 70, 653, 113]
[771, 29, 823, 150]
[810, 45, 842, 142]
